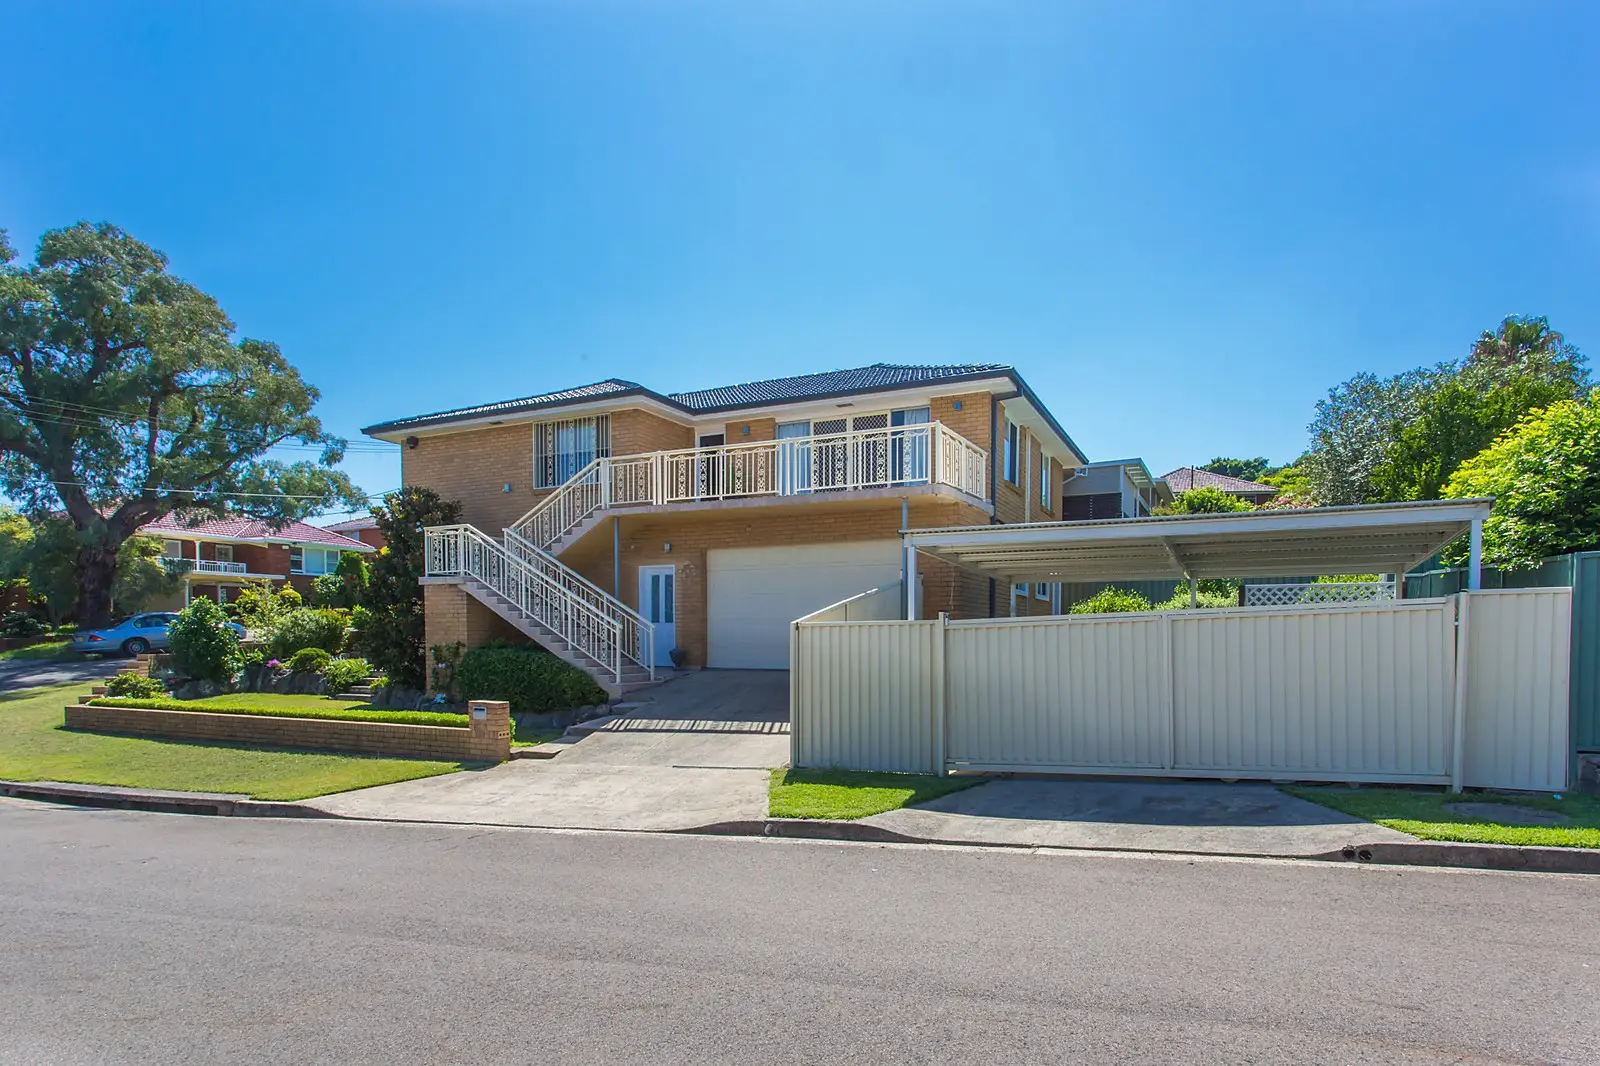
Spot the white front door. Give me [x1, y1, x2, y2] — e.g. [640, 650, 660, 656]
[639, 565, 677, 666]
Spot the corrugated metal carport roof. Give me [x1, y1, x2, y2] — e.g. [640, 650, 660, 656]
[902, 499, 1493, 583]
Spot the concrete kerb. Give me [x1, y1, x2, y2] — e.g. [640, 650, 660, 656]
[10, 779, 1600, 874]
[0, 779, 333, 819]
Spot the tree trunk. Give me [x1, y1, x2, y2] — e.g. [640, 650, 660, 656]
[76, 543, 121, 628]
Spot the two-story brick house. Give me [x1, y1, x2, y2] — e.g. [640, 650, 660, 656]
[143, 515, 375, 608]
[363, 363, 1088, 693]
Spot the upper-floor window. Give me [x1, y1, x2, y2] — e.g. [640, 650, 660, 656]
[214, 544, 234, 563]
[161, 539, 183, 559]
[1039, 458, 1051, 511]
[290, 546, 340, 575]
[534, 415, 611, 488]
[1003, 420, 1019, 483]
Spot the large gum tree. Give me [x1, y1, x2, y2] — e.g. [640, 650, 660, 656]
[0, 222, 364, 626]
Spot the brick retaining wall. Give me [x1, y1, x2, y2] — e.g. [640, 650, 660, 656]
[64, 700, 511, 763]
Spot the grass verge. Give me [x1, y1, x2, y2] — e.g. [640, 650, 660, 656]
[1285, 786, 1600, 849]
[2, 682, 465, 801]
[87, 694, 469, 728]
[0, 639, 73, 661]
[769, 767, 986, 820]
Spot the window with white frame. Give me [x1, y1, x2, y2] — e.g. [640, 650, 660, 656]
[290, 546, 340, 575]
[1004, 416, 1017, 483]
[214, 544, 233, 563]
[533, 415, 611, 488]
[1039, 457, 1051, 510]
[161, 539, 183, 559]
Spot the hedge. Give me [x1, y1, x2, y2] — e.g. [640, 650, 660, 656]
[456, 645, 607, 715]
[86, 697, 469, 729]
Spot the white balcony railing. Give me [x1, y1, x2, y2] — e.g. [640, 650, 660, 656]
[513, 421, 988, 550]
[164, 558, 249, 575]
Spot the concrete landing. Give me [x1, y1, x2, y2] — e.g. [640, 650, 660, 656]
[863, 779, 1417, 857]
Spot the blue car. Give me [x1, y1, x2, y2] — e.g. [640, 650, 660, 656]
[70, 612, 246, 657]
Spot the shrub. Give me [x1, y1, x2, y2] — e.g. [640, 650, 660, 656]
[308, 573, 345, 608]
[266, 607, 348, 659]
[1154, 585, 1238, 610]
[1155, 486, 1256, 515]
[104, 672, 166, 699]
[229, 581, 305, 632]
[1, 611, 47, 638]
[167, 598, 244, 683]
[457, 645, 607, 715]
[1069, 587, 1154, 615]
[323, 657, 372, 693]
[287, 647, 333, 674]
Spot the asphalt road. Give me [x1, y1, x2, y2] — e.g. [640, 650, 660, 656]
[2, 800, 1596, 1065]
[0, 653, 121, 691]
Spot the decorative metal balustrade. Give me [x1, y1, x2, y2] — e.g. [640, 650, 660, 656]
[512, 421, 988, 551]
[503, 527, 654, 676]
[425, 524, 644, 685]
[1243, 581, 1397, 607]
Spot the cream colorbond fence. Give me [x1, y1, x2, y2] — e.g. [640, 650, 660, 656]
[790, 589, 1573, 790]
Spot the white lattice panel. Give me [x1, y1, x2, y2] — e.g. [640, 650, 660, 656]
[1244, 582, 1396, 607]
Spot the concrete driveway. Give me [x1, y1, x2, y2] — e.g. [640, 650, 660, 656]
[308, 670, 790, 831]
[864, 778, 1415, 856]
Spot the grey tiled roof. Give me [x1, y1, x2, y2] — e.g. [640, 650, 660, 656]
[1162, 467, 1279, 495]
[669, 363, 1010, 412]
[363, 363, 1012, 434]
[363, 379, 649, 434]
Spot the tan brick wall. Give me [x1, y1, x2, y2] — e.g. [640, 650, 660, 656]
[422, 582, 527, 690]
[560, 496, 990, 667]
[402, 423, 538, 533]
[723, 417, 776, 443]
[612, 408, 694, 456]
[65, 702, 510, 762]
[930, 392, 994, 458]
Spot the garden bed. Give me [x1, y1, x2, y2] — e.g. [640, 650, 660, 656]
[66, 695, 511, 763]
[87, 695, 469, 729]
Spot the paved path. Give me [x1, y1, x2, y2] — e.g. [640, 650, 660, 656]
[0, 654, 122, 692]
[3, 800, 1597, 1065]
[866, 778, 1415, 856]
[308, 670, 790, 830]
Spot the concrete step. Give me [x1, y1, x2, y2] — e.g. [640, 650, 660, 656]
[509, 736, 584, 760]
[347, 685, 374, 695]
[332, 693, 372, 702]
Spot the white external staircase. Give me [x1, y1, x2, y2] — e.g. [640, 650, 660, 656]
[423, 422, 988, 696]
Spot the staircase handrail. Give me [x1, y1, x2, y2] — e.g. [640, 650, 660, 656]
[510, 457, 607, 550]
[503, 526, 655, 677]
[425, 523, 622, 683]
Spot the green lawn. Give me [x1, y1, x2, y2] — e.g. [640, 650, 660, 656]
[89, 693, 470, 729]
[2, 683, 466, 801]
[769, 767, 986, 820]
[1286, 786, 1600, 849]
[511, 728, 562, 748]
[0, 639, 72, 661]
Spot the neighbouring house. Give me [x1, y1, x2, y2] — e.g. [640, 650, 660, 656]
[1161, 466, 1279, 506]
[1061, 459, 1173, 520]
[322, 515, 388, 552]
[142, 515, 377, 609]
[363, 362, 1091, 692]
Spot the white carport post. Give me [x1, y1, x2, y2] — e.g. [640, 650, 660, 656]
[1467, 517, 1483, 591]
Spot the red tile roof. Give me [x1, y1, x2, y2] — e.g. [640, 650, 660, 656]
[322, 516, 378, 532]
[143, 514, 375, 551]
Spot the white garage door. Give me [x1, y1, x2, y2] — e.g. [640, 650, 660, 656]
[707, 541, 902, 669]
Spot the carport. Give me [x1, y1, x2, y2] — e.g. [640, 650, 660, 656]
[792, 498, 1574, 792]
[899, 499, 1491, 617]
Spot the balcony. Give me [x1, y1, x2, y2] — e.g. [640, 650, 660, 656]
[163, 558, 250, 576]
[515, 421, 988, 549]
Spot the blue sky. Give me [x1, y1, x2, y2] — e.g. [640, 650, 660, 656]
[4, 1, 1596, 518]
